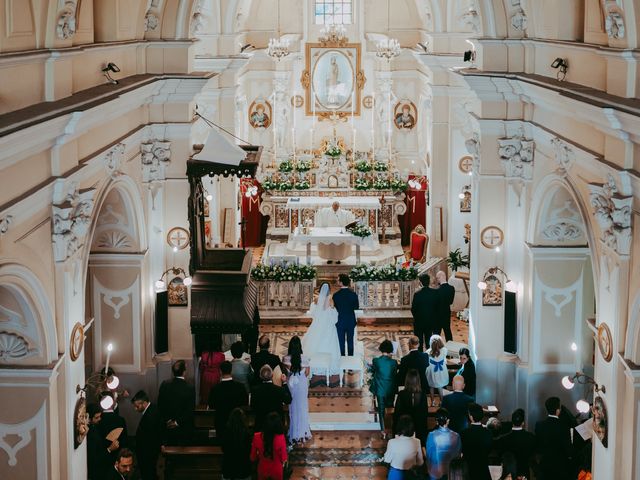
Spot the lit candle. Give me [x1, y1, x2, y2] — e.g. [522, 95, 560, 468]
[105, 343, 113, 375]
[273, 91, 278, 159]
[352, 127, 357, 153]
[292, 127, 296, 160]
[371, 92, 375, 157]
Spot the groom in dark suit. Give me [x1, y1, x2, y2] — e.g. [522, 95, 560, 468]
[332, 273, 359, 356]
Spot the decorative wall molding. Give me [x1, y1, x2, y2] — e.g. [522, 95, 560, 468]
[498, 134, 535, 181]
[511, 8, 527, 31]
[52, 185, 96, 262]
[141, 140, 171, 182]
[102, 291, 131, 320]
[104, 143, 126, 178]
[550, 137, 574, 175]
[543, 289, 575, 317]
[95, 231, 133, 250]
[0, 215, 12, 235]
[191, 0, 206, 35]
[0, 332, 33, 363]
[605, 7, 625, 39]
[0, 402, 47, 476]
[56, 1, 78, 40]
[144, 11, 159, 31]
[465, 133, 480, 175]
[541, 222, 584, 242]
[588, 174, 632, 255]
[459, 7, 481, 34]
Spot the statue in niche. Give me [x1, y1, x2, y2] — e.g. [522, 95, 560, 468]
[275, 99, 291, 150]
[376, 98, 390, 149]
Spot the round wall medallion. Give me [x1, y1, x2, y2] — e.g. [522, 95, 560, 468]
[597, 323, 613, 362]
[74, 396, 89, 449]
[291, 95, 304, 108]
[458, 155, 473, 174]
[69, 322, 84, 362]
[167, 227, 190, 250]
[480, 226, 504, 249]
[362, 95, 374, 109]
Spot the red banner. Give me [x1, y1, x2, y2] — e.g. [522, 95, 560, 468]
[400, 174, 428, 245]
[240, 179, 267, 247]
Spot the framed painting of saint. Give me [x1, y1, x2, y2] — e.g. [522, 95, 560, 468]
[248, 99, 272, 129]
[168, 276, 188, 307]
[301, 38, 365, 119]
[394, 100, 417, 130]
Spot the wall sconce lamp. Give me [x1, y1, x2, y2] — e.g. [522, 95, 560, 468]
[551, 57, 568, 81]
[155, 267, 192, 292]
[102, 62, 121, 85]
[561, 372, 605, 413]
[478, 266, 516, 292]
[458, 185, 471, 199]
[205, 190, 213, 202]
[76, 343, 119, 409]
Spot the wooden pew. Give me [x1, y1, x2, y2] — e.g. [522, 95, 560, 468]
[162, 445, 223, 480]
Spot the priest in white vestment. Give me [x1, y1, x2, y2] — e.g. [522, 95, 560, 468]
[314, 201, 356, 263]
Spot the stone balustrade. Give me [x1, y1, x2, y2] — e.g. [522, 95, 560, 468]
[354, 280, 419, 310]
[254, 280, 314, 311]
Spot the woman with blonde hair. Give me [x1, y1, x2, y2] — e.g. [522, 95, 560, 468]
[425, 335, 448, 406]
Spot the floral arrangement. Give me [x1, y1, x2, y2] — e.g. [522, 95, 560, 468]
[260, 176, 277, 190]
[251, 262, 317, 282]
[390, 178, 408, 192]
[294, 179, 311, 190]
[354, 178, 372, 190]
[372, 178, 390, 190]
[278, 160, 294, 172]
[325, 144, 343, 157]
[295, 160, 313, 172]
[276, 180, 293, 191]
[354, 160, 373, 172]
[346, 223, 373, 238]
[349, 263, 419, 282]
[373, 161, 389, 172]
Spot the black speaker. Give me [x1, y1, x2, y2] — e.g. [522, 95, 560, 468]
[155, 290, 169, 354]
[504, 291, 517, 354]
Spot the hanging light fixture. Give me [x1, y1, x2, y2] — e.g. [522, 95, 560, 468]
[155, 267, 193, 292]
[376, 1, 401, 61]
[561, 372, 605, 414]
[477, 266, 516, 292]
[267, 0, 290, 61]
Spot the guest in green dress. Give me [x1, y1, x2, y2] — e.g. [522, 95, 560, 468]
[371, 340, 398, 438]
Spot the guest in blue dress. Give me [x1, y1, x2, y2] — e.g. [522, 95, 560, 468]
[426, 408, 461, 480]
[283, 336, 312, 444]
[456, 348, 476, 399]
[371, 340, 398, 437]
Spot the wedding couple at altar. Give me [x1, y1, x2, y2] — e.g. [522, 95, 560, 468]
[302, 274, 360, 375]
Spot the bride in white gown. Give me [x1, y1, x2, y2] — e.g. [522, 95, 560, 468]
[302, 283, 342, 375]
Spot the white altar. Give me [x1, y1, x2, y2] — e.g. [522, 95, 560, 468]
[289, 226, 378, 264]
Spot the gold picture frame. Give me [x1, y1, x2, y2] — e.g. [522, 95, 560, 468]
[301, 40, 366, 119]
[69, 322, 84, 362]
[597, 322, 613, 363]
[480, 226, 504, 249]
[167, 227, 190, 250]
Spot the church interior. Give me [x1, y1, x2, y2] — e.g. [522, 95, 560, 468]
[0, 0, 639, 479]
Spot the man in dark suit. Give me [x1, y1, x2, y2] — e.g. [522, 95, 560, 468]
[397, 335, 430, 390]
[157, 360, 196, 445]
[461, 403, 492, 480]
[535, 397, 573, 480]
[250, 365, 292, 429]
[87, 403, 115, 480]
[411, 273, 441, 351]
[441, 375, 474, 433]
[436, 270, 455, 342]
[208, 360, 248, 441]
[332, 273, 360, 356]
[251, 335, 281, 382]
[131, 391, 162, 480]
[106, 448, 135, 480]
[99, 392, 129, 462]
[495, 408, 536, 479]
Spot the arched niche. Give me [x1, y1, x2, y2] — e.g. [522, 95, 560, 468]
[90, 187, 143, 253]
[0, 264, 57, 366]
[533, 182, 588, 246]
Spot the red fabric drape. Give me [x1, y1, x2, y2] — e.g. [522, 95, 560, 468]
[240, 179, 267, 247]
[400, 175, 428, 245]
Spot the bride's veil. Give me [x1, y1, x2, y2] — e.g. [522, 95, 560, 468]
[316, 283, 331, 311]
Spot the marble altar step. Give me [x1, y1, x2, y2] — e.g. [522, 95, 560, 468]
[309, 412, 379, 431]
[259, 310, 413, 324]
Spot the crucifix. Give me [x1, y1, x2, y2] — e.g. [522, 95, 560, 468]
[238, 218, 248, 251]
[379, 194, 387, 244]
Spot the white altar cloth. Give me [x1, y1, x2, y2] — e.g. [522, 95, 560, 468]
[289, 227, 378, 264]
[285, 197, 381, 210]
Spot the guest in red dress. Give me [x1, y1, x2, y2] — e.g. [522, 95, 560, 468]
[250, 412, 288, 480]
[199, 337, 225, 405]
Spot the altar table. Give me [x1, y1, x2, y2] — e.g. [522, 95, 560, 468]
[289, 226, 378, 265]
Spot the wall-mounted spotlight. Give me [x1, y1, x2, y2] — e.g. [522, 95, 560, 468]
[551, 57, 568, 81]
[102, 62, 121, 85]
[239, 43, 255, 53]
[464, 39, 476, 63]
[415, 42, 429, 53]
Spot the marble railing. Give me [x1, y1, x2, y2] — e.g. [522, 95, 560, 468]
[354, 280, 419, 310]
[254, 280, 314, 311]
